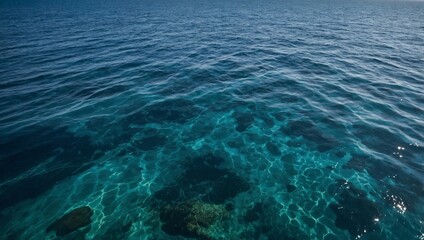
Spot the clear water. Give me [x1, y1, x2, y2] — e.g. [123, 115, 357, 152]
[0, 0, 423, 239]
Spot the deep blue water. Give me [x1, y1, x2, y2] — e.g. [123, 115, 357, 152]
[0, 0, 423, 239]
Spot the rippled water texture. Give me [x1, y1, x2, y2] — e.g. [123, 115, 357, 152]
[0, 0, 423, 239]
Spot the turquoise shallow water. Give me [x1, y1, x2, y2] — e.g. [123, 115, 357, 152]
[0, 0, 423, 239]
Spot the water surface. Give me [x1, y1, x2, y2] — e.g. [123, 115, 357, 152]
[0, 0, 423, 239]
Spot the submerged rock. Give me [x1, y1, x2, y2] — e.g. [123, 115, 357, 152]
[153, 154, 250, 238]
[94, 220, 133, 240]
[135, 134, 167, 151]
[182, 155, 250, 204]
[344, 152, 423, 212]
[154, 158, 250, 205]
[329, 180, 380, 237]
[46, 206, 94, 237]
[233, 111, 254, 132]
[281, 153, 296, 162]
[203, 173, 250, 204]
[182, 154, 227, 183]
[0, 127, 101, 211]
[343, 154, 369, 172]
[286, 184, 296, 193]
[281, 120, 338, 152]
[160, 201, 229, 239]
[154, 185, 182, 202]
[335, 151, 346, 158]
[244, 202, 264, 222]
[266, 142, 281, 156]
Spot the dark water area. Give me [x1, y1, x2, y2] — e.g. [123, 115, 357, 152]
[0, 0, 423, 239]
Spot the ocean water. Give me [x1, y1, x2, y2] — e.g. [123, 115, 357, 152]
[0, 0, 423, 239]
